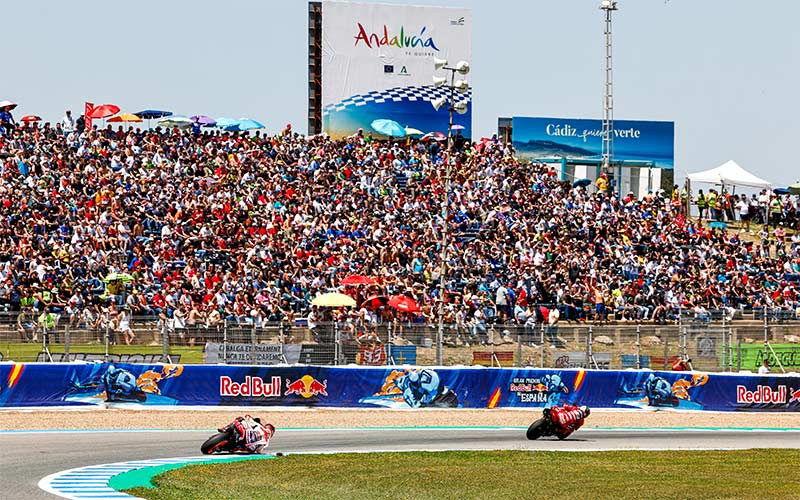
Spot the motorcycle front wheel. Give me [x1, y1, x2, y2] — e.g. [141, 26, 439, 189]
[526, 418, 548, 440]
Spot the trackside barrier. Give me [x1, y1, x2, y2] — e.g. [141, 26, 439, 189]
[0, 363, 797, 411]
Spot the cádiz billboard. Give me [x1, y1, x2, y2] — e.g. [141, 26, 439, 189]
[322, 0, 472, 139]
[512, 117, 675, 169]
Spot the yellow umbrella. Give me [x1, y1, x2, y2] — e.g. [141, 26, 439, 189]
[108, 113, 143, 123]
[311, 292, 357, 307]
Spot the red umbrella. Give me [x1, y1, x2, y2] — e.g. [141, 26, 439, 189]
[361, 295, 390, 310]
[88, 104, 120, 119]
[341, 275, 376, 286]
[21, 115, 41, 122]
[388, 295, 420, 313]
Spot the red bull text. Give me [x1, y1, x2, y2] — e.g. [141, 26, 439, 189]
[736, 385, 786, 404]
[220, 376, 281, 397]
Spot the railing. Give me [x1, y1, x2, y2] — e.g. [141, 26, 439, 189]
[1, 310, 798, 373]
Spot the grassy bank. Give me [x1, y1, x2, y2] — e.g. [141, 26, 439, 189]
[128, 449, 800, 500]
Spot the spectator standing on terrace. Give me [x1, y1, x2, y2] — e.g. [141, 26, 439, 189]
[60, 110, 75, 135]
[0, 106, 14, 134]
[758, 359, 770, 374]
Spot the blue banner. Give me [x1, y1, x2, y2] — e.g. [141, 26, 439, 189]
[511, 116, 675, 169]
[0, 363, 797, 411]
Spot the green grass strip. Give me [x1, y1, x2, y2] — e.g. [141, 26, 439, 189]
[109, 456, 272, 491]
[126, 449, 800, 500]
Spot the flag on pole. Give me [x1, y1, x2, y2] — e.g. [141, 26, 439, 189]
[84, 102, 94, 130]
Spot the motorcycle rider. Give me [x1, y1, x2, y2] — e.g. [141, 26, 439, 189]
[218, 415, 275, 453]
[546, 404, 591, 439]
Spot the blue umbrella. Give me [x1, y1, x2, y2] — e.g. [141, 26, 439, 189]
[235, 119, 265, 131]
[371, 119, 406, 138]
[573, 178, 592, 188]
[708, 221, 728, 230]
[134, 110, 172, 119]
[215, 117, 239, 130]
[134, 110, 173, 129]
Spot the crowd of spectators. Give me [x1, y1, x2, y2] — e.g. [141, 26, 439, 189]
[0, 105, 799, 345]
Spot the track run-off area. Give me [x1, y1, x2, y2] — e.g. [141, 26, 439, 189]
[0, 425, 798, 500]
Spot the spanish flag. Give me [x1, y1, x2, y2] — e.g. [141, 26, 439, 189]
[487, 387, 502, 409]
[573, 369, 586, 392]
[7, 363, 24, 389]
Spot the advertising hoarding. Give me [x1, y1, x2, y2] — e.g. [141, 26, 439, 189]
[512, 116, 675, 169]
[322, 0, 472, 139]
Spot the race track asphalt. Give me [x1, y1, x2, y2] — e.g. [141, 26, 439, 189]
[2, 428, 799, 500]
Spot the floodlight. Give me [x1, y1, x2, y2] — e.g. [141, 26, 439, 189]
[455, 61, 470, 75]
[431, 97, 447, 111]
[453, 101, 468, 114]
[454, 79, 469, 92]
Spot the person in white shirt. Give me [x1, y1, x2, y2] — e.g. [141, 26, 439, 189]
[758, 359, 770, 374]
[60, 110, 75, 135]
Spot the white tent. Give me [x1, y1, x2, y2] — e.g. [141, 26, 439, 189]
[687, 160, 772, 189]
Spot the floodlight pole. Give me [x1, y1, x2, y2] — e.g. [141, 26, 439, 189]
[436, 66, 457, 367]
[601, 1, 618, 195]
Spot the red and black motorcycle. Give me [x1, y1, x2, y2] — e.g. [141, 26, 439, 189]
[526, 405, 590, 440]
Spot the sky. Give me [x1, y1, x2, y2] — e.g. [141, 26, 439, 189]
[4, 0, 799, 185]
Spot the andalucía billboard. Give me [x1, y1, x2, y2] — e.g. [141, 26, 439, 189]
[322, 1, 472, 139]
[512, 117, 675, 169]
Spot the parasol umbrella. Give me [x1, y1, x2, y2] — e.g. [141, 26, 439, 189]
[235, 118, 265, 131]
[103, 272, 135, 283]
[157, 115, 193, 128]
[0, 100, 18, 110]
[708, 221, 728, 230]
[789, 182, 800, 195]
[404, 126, 424, 136]
[573, 178, 592, 188]
[135, 110, 172, 119]
[88, 104, 120, 119]
[388, 295, 420, 313]
[421, 131, 447, 142]
[21, 115, 41, 122]
[311, 292, 357, 307]
[190, 115, 217, 126]
[215, 117, 239, 130]
[361, 295, 390, 310]
[107, 113, 143, 124]
[135, 110, 172, 128]
[341, 275, 376, 286]
[450, 124, 465, 130]
[371, 119, 406, 138]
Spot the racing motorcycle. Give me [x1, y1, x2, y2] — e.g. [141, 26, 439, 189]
[526, 405, 590, 440]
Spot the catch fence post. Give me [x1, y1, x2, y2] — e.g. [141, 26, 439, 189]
[250, 324, 257, 365]
[222, 319, 228, 364]
[64, 323, 71, 359]
[161, 322, 171, 363]
[635, 324, 641, 370]
[104, 325, 110, 363]
[516, 329, 522, 368]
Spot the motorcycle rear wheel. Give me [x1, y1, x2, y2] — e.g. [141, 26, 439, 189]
[201, 432, 230, 454]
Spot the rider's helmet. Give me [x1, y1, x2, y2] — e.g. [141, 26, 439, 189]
[253, 417, 262, 424]
[264, 423, 276, 437]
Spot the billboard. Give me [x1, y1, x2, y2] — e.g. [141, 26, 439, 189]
[322, 1, 472, 139]
[512, 117, 675, 169]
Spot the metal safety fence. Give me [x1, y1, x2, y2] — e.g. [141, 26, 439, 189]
[0, 312, 798, 373]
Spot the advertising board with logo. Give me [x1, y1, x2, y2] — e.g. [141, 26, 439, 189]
[731, 344, 800, 372]
[0, 363, 798, 412]
[322, 1, 472, 138]
[511, 117, 675, 169]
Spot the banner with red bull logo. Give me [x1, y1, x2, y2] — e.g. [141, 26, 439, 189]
[0, 363, 798, 411]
